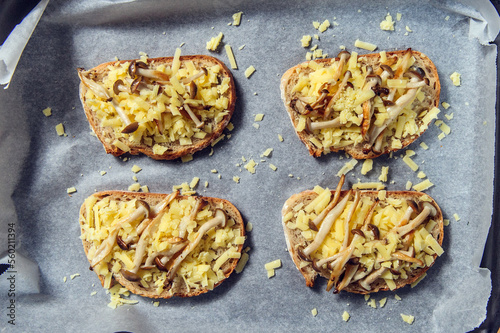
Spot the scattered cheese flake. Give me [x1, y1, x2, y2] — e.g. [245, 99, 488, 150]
[261, 148, 273, 157]
[312, 21, 320, 29]
[337, 159, 358, 176]
[318, 19, 330, 32]
[90, 291, 97, 296]
[245, 65, 256, 78]
[56, 123, 65, 136]
[254, 114, 264, 122]
[361, 159, 373, 175]
[42, 107, 52, 117]
[401, 314, 415, 324]
[453, 213, 461, 221]
[153, 301, 160, 307]
[233, 176, 240, 183]
[225, 45, 237, 69]
[405, 25, 412, 32]
[379, 297, 387, 308]
[396, 13, 402, 21]
[131, 165, 142, 173]
[278, 134, 284, 142]
[445, 15, 450, 20]
[367, 298, 377, 308]
[413, 179, 434, 191]
[100, 171, 107, 176]
[246, 222, 253, 232]
[190, 177, 200, 189]
[301, 35, 312, 47]
[402, 155, 419, 172]
[211, 169, 218, 173]
[204, 181, 209, 188]
[342, 311, 350, 322]
[440, 122, 451, 135]
[354, 39, 377, 51]
[211, 134, 225, 147]
[70, 273, 80, 280]
[438, 132, 446, 140]
[380, 13, 395, 31]
[227, 122, 234, 131]
[235, 252, 249, 274]
[67, 187, 77, 194]
[405, 180, 413, 190]
[132, 175, 138, 182]
[445, 113, 454, 120]
[128, 183, 141, 192]
[232, 11, 243, 26]
[450, 72, 461, 86]
[206, 32, 223, 51]
[63, 276, 67, 283]
[311, 308, 318, 317]
[140, 185, 149, 193]
[420, 142, 429, 150]
[238, 44, 245, 50]
[253, 123, 260, 129]
[353, 182, 385, 190]
[417, 171, 426, 179]
[378, 166, 389, 182]
[265, 259, 281, 270]
[244, 159, 257, 174]
[442, 102, 451, 109]
[181, 154, 193, 163]
[269, 164, 277, 171]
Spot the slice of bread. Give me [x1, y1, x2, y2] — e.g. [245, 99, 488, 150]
[280, 49, 440, 159]
[78, 53, 236, 160]
[282, 184, 443, 294]
[79, 191, 245, 299]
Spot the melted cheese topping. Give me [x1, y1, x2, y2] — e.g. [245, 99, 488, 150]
[81, 195, 244, 295]
[290, 52, 436, 155]
[83, 54, 231, 153]
[286, 187, 442, 291]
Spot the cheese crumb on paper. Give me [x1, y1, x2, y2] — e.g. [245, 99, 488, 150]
[42, 107, 52, 117]
[380, 13, 395, 31]
[450, 72, 461, 86]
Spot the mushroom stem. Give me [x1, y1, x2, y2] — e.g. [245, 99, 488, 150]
[129, 60, 170, 82]
[341, 190, 361, 250]
[166, 209, 227, 283]
[90, 200, 150, 268]
[359, 267, 388, 291]
[394, 202, 437, 237]
[308, 174, 345, 230]
[324, 70, 352, 119]
[178, 198, 205, 239]
[142, 240, 188, 268]
[180, 68, 207, 84]
[360, 75, 382, 140]
[178, 95, 204, 128]
[111, 99, 139, 134]
[306, 117, 342, 132]
[302, 190, 352, 257]
[78, 69, 111, 101]
[329, 51, 351, 85]
[334, 263, 359, 293]
[391, 250, 424, 266]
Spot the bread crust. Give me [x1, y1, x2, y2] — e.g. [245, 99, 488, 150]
[79, 191, 245, 299]
[282, 189, 443, 294]
[280, 50, 440, 159]
[79, 55, 236, 160]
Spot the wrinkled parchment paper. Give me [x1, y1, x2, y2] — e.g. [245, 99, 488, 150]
[0, 0, 498, 332]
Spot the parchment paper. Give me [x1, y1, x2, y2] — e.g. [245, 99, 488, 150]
[0, 0, 497, 332]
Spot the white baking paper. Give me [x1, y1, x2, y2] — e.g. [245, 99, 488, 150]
[0, 0, 497, 332]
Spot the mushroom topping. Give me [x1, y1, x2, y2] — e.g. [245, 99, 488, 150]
[394, 202, 437, 237]
[113, 79, 128, 95]
[300, 190, 352, 258]
[334, 263, 359, 293]
[360, 75, 382, 140]
[391, 250, 424, 266]
[305, 117, 342, 133]
[129, 60, 169, 82]
[365, 69, 425, 148]
[165, 209, 227, 283]
[180, 68, 207, 84]
[367, 224, 380, 240]
[341, 190, 361, 249]
[188, 81, 198, 99]
[142, 240, 188, 270]
[308, 174, 345, 231]
[323, 70, 352, 119]
[178, 198, 206, 239]
[90, 200, 150, 268]
[379, 64, 394, 82]
[177, 95, 205, 128]
[329, 51, 351, 85]
[311, 89, 330, 110]
[116, 235, 129, 251]
[351, 228, 365, 238]
[113, 99, 139, 134]
[292, 98, 313, 115]
[358, 267, 388, 291]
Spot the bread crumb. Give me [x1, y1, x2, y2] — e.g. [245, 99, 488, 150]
[311, 308, 318, 317]
[42, 107, 52, 117]
[131, 165, 142, 173]
[67, 187, 77, 194]
[342, 311, 350, 322]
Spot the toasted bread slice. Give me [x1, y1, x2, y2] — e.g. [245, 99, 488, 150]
[280, 49, 440, 159]
[282, 180, 443, 294]
[78, 52, 236, 160]
[79, 191, 245, 299]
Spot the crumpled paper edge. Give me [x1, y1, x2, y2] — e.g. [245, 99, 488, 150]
[0, 0, 49, 89]
[455, 0, 500, 44]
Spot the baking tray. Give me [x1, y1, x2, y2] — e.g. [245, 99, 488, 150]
[0, 0, 498, 332]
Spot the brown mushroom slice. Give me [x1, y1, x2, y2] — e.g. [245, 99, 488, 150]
[292, 98, 313, 115]
[165, 209, 227, 283]
[113, 79, 128, 95]
[329, 51, 351, 85]
[180, 68, 208, 84]
[177, 95, 204, 128]
[394, 202, 437, 237]
[365, 71, 424, 147]
[324, 70, 352, 119]
[78, 69, 112, 101]
[358, 266, 388, 291]
[334, 263, 359, 293]
[188, 81, 198, 99]
[360, 75, 382, 140]
[308, 174, 345, 231]
[122, 191, 179, 278]
[391, 250, 424, 266]
[302, 190, 352, 257]
[310, 89, 330, 109]
[129, 60, 170, 82]
[90, 200, 150, 268]
[142, 241, 188, 268]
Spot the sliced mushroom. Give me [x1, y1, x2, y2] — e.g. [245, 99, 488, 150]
[181, 68, 208, 84]
[334, 263, 359, 293]
[391, 250, 424, 266]
[323, 70, 352, 119]
[360, 75, 382, 140]
[78, 69, 112, 101]
[129, 60, 170, 81]
[142, 240, 188, 269]
[113, 79, 128, 95]
[367, 224, 380, 240]
[165, 209, 227, 283]
[394, 202, 437, 237]
[341, 190, 361, 249]
[90, 200, 150, 268]
[302, 190, 352, 257]
[329, 50, 351, 85]
[305, 117, 342, 133]
[292, 98, 313, 115]
[116, 235, 129, 250]
[359, 267, 388, 291]
[311, 89, 330, 109]
[188, 81, 198, 99]
[178, 198, 206, 239]
[178, 95, 204, 128]
[308, 174, 345, 230]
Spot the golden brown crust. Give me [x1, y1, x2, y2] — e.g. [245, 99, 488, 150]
[282, 189, 443, 294]
[79, 55, 236, 160]
[280, 50, 441, 159]
[79, 191, 245, 299]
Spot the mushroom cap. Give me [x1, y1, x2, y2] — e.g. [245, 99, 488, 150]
[420, 201, 438, 217]
[130, 77, 143, 94]
[215, 209, 227, 228]
[409, 66, 426, 78]
[135, 200, 150, 218]
[380, 64, 394, 77]
[116, 235, 129, 251]
[121, 122, 139, 134]
[113, 79, 125, 95]
[128, 60, 148, 78]
[338, 50, 351, 60]
[403, 70, 424, 81]
[365, 74, 382, 86]
[188, 81, 197, 99]
[121, 269, 141, 282]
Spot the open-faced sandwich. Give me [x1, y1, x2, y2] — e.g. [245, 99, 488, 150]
[78, 50, 236, 160]
[280, 48, 440, 159]
[79, 190, 245, 298]
[282, 175, 444, 294]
